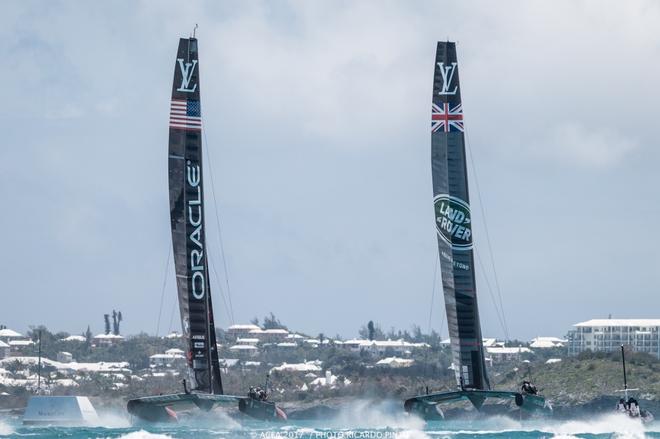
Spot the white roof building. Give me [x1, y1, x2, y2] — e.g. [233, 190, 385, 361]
[574, 319, 660, 327]
[486, 346, 532, 362]
[93, 334, 124, 346]
[270, 361, 322, 373]
[60, 335, 86, 342]
[0, 328, 23, 338]
[8, 340, 34, 349]
[376, 357, 415, 368]
[227, 324, 261, 332]
[568, 319, 660, 358]
[0, 329, 23, 339]
[236, 338, 260, 345]
[228, 344, 258, 357]
[530, 337, 567, 348]
[149, 353, 185, 368]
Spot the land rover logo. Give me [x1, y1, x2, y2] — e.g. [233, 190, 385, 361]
[434, 194, 472, 250]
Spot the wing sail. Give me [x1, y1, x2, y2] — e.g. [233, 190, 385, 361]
[168, 37, 223, 394]
[431, 41, 489, 390]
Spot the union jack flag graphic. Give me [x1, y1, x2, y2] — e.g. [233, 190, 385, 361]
[431, 102, 464, 133]
[169, 99, 202, 131]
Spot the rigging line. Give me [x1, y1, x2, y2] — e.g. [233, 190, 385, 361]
[427, 254, 439, 335]
[209, 255, 234, 325]
[167, 291, 178, 334]
[423, 253, 439, 385]
[202, 127, 236, 324]
[464, 130, 510, 341]
[155, 241, 172, 336]
[474, 248, 509, 341]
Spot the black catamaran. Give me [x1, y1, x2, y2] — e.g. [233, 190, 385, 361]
[403, 42, 551, 419]
[127, 35, 286, 423]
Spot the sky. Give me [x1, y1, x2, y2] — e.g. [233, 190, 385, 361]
[2, 1, 660, 341]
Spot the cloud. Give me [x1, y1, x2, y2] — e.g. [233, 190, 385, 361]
[1, 1, 660, 340]
[533, 123, 638, 168]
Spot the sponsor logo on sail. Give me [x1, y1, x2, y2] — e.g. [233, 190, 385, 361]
[177, 58, 198, 93]
[434, 194, 472, 250]
[187, 161, 206, 300]
[437, 62, 458, 95]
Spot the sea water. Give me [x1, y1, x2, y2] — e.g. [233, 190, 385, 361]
[0, 416, 659, 439]
[1, 406, 659, 439]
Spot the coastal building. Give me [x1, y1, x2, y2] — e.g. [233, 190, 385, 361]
[0, 329, 24, 344]
[56, 352, 73, 363]
[485, 346, 532, 362]
[9, 339, 34, 354]
[149, 352, 185, 368]
[248, 328, 289, 342]
[228, 344, 258, 358]
[441, 338, 504, 348]
[226, 324, 261, 339]
[235, 337, 260, 346]
[376, 357, 415, 368]
[567, 319, 660, 358]
[60, 335, 86, 342]
[529, 337, 567, 349]
[270, 360, 322, 374]
[92, 334, 124, 347]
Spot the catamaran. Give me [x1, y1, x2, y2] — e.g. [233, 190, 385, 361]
[403, 42, 551, 419]
[615, 345, 653, 423]
[126, 34, 286, 423]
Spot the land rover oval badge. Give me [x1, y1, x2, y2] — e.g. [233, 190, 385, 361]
[434, 194, 473, 250]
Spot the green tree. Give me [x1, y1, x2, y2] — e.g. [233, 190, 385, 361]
[262, 313, 287, 330]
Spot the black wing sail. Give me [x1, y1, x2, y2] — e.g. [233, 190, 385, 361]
[431, 42, 489, 391]
[168, 37, 223, 394]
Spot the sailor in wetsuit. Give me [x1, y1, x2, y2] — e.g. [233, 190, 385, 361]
[616, 398, 628, 412]
[628, 397, 640, 417]
[521, 381, 538, 395]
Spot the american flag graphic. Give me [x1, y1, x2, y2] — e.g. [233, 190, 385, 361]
[170, 99, 202, 131]
[431, 102, 464, 133]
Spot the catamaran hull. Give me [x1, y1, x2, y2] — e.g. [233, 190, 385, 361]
[404, 390, 552, 420]
[126, 393, 287, 423]
[127, 400, 178, 423]
[239, 398, 288, 421]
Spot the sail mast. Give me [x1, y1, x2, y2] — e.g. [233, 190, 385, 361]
[431, 41, 489, 390]
[168, 37, 223, 394]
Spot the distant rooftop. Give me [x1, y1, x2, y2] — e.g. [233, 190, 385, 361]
[486, 347, 532, 354]
[227, 324, 261, 331]
[0, 329, 23, 338]
[574, 319, 660, 327]
[60, 335, 86, 342]
[93, 334, 124, 339]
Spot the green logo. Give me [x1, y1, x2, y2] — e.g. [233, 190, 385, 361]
[434, 195, 472, 250]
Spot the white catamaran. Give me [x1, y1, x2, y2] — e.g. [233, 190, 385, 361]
[615, 345, 653, 423]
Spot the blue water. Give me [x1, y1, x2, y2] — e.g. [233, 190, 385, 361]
[1, 415, 658, 439]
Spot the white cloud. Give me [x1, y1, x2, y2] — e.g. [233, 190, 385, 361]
[534, 123, 638, 168]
